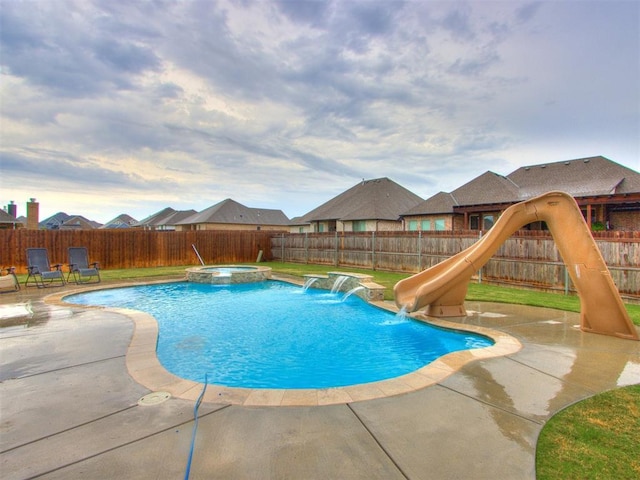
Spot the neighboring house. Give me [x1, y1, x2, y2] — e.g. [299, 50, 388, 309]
[403, 156, 640, 231]
[0, 209, 23, 229]
[297, 177, 424, 233]
[39, 212, 71, 230]
[101, 214, 138, 229]
[288, 216, 311, 234]
[59, 215, 102, 230]
[134, 207, 198, 231]
[38, 212, 101, 230]
[176, 199, 289, 231]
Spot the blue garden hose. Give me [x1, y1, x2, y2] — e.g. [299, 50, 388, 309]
[184, 374, 208, 480]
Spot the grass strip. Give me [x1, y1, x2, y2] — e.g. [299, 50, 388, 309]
[536, 385, 640, 479]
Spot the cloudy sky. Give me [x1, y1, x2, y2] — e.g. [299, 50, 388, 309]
[1, 0, 639, 224]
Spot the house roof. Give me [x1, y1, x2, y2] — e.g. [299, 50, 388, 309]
[405, 156, 640, 215]
[39, 212, 101, 229]
[60, 215, 102, 229]
[135, 207, 198, 227]
[508, 156, 640, 199]
[40, 212, 70, 229]
[301, 177, 423, 222]
[101, 214, 138, 229]
[178, 199, 289, 226]
[403, 191, 459, 215]
[451, 171, 520, 206]
[288, 216, 310, 226]
[0, 209, 22, 225]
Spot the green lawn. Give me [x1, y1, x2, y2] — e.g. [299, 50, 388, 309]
[536, 385, 640, 479]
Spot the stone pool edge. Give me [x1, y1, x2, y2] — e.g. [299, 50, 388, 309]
[45, 278, 522, 407]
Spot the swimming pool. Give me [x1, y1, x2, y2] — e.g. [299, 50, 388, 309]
[66, 281, 493, 389]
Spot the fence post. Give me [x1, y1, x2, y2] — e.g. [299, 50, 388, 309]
[281, 233, 285, 262]
[418, 230, 422, 271]
[477, 230, 483, 283]
[372, 231, 376, 270]
[564, 265, 569, 295]
[305, 232, 308, 264]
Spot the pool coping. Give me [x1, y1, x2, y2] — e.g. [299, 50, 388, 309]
[45, 278, 522, 407]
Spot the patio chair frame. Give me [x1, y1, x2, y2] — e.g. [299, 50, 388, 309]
[67, 247, 101, 285]
[24, 248, 66, 288]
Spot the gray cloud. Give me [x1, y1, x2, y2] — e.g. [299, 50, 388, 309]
[1, 0, 637, 222]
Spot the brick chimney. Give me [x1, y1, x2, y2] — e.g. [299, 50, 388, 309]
[6, 201, 17, 218]
[26, 198, 39, 230]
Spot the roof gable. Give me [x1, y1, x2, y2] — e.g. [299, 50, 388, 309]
[101, 214, 138, 229]
[302, 178, 423, 222]
[40, 212, 70, 229]
[61, 215, 101, 229]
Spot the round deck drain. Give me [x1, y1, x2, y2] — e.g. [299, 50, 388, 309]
[138, 391, 171, 406]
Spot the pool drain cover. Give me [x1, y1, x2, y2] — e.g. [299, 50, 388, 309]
[138, 391, 171, 406]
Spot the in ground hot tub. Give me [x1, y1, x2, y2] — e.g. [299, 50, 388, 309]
[186, 265, 272, 284]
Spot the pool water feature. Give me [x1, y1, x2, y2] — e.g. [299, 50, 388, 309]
[66, 281, 493, 389]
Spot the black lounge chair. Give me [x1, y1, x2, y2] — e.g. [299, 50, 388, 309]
[67, 247, 101, 284]
[0, 266, 20, 292]
[25, 248, 66, 288]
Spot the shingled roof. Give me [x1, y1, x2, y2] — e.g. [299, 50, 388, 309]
[178, 199, 289, 226]
[405, 156, 639, 215]
[0, 209, 22, 228]
[508, 156, 640, 199]
[403, 191, 458, 215]
[455, 171, 521, 206]
[135, 207, 198, 228]
[301, 178, 423, 222]
[101, 214, 138, 229]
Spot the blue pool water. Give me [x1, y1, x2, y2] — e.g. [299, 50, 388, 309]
[67, 281, 493, 389]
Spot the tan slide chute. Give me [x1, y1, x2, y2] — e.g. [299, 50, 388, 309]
[394, 191, 638, 340]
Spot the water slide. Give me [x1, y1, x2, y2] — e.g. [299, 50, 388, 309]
[394, 191, 638, 340]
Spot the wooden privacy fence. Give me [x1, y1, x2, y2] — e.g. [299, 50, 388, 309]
[271, 231, 640, 299]
[2, 229, 638, 300]
[1, 230, 274, 274]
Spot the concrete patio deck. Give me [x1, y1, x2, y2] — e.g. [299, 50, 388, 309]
[1, 280, 638, 479]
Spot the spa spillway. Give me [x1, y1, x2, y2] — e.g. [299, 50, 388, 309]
[186, 265, 272, 285]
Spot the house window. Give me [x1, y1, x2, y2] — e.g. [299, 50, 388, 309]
[408, 220, 418, 231]
[421, 220, 431, 231]
[353, 220, 367, 232]
[470, 215, 480, 230]
[318, 223, 324, 233]
[435, 219, 445, 231]
[483, 215, 494, 230]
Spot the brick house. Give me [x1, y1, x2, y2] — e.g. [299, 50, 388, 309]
[402, 156, 640, 231]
